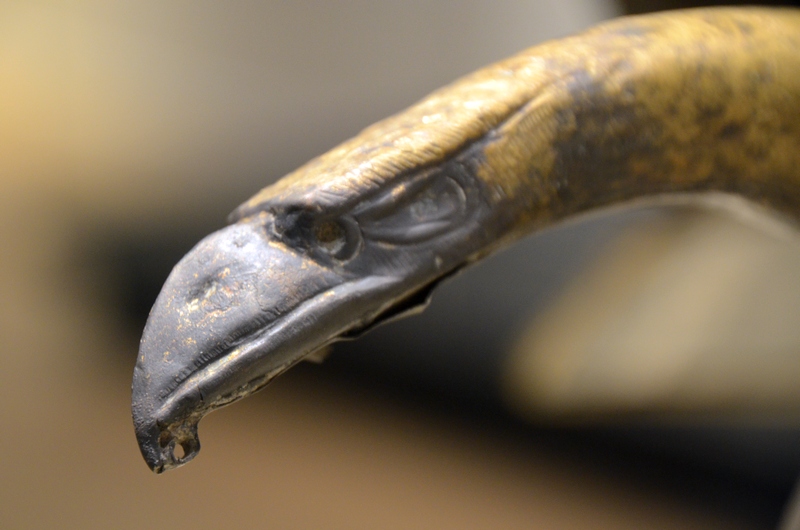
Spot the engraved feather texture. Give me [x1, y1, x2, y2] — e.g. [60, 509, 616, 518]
[134, 7, 800, 473]
[233, 7, 800, 230]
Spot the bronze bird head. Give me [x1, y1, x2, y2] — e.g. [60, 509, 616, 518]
[133, 7, 800, 472]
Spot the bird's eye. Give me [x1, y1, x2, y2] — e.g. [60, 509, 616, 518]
[269, 209, 361, 262]
[314, 220, 345, 254]
[312, 216, 361, 262]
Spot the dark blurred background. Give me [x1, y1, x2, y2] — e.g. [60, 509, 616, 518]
[2, 1, 800, 528]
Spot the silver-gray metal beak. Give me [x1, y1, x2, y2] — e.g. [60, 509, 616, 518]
[132, 217, 400, 473]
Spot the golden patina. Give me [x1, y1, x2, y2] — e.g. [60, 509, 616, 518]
[134, 8, 800, 473]
[237, 8, 800, 230]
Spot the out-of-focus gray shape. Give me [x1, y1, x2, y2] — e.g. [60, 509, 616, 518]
[504, 208, 800, 419]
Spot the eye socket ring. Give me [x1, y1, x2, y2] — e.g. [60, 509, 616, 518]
[312, 216, 361, 262]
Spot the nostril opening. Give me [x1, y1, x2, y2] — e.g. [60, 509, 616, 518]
[173, 443, 186, 459]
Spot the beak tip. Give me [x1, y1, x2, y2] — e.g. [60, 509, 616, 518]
[133, 418, 165, 472]
[134, 417, 202, 474]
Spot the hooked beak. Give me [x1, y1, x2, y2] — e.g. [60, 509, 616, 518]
[132, 217, 401, 473]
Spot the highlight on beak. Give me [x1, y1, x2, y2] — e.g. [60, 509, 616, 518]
[131, 7, 800, 476]
[131, 216, 401, 472]
[131, 134, 493, 473]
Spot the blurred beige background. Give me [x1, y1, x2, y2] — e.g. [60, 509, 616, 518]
[2, 1, 799, 528]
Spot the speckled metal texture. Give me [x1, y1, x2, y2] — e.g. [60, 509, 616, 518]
[134, 8, 800, 472]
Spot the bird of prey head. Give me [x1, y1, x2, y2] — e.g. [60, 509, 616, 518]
[131, 75, 520, 473]
[132, 7, 800, 473]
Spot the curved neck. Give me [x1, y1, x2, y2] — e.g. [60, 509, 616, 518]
[473, 8, 800, 242]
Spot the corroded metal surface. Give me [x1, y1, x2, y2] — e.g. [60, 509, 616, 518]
[133, 8, 800, 473]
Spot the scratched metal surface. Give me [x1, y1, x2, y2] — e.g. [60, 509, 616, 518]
[2, 1, 798, 528]
[132, 8, 800, 473]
